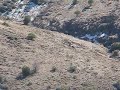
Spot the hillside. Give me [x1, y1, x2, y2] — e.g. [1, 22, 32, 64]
[0, 0, 120, 50]
[0, 20, 120, 90]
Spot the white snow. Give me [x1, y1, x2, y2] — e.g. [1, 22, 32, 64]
[99, 33, 107, 38]
[6, 0, 47, 21]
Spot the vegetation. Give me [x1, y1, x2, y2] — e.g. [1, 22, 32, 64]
[68, 63, 76, 73]
[27, 33, 36, 40]
[88, 0, 94, 6]
[111, 50, 119, 57]
[74, 10, 80, 17]
[31, 0, 46, 5]
[17, 64, 37, 79]
[2, 22, 9, 27]
[50, 66, 57, 72]
[56, 86, 70, 90]
[72, 0, 77, 5]
[22, 66, 31, 77]
[110, 42, 120, 52]
[23, 16, 31, 25]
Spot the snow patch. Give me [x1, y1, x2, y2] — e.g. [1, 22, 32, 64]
[6, 1, 47, 21]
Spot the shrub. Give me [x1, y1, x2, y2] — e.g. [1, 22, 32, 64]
[110, 42, 120, 52]
[112, 50, 119, 57]
[56, 86, 70, 90]
[27, 82, 32, 86]
[72, 0, 77, 5]
[88, 0, 93, 6]
[23, 16, 31, 25]
[74, 10, 80, 17]
[68, 63, 76, 73]
[50, 66, 57, 72]
[31, 0, 46, 5]
[12, 0, 18, 2]
[22, 66, 30, 77]
[2, 22, 9, 27]
[27, 33, 36, 40]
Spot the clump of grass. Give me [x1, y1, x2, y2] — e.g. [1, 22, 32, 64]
[68, 63, 76, 73]
[110, 42, 120, 52]
[27, 33, 36, 40]
[88, 0, 94, 6]
[50, 66, 57, 73]
[23, 16, 31, 25]
[74, 10, 80, 17]
[72, 0, 77, 5]
[17, 64, 37, 80]
[56, 86, 70, 90]
[110, 50, 120, 58]
[22, 66, 31, 77]
[2, 22, 9, 27]
[27, 82, 32, 86]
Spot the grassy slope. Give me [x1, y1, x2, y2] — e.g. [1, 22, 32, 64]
[0, 20, 120, 90]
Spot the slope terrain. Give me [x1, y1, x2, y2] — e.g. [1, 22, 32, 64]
[0, 20, 120, 90]
[0, 0, 120, 49]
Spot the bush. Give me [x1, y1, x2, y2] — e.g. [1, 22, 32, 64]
[88, 0, 93, 6]
[74, 10, 80, 17]
[2, 22, 9, 27]
[12, 0, 18, 2]
[31, 0, 46, 5]
[50, 66, 57, 72]
[111, 50, 119, 57]
[23, 16, 31, 25]
[22, 66, 30, 77]
[72, 0, 77, 5]
[56, 86, 70, 90]
[27, 33, 36, 40]
[68, 63, 76, 73]
[110, 42, 120, 52]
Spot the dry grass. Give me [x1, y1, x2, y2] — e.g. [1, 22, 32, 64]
[0, 20, 119, 90]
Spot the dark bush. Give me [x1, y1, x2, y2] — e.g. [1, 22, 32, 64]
[23, 16, 31, 25]
[110, 42, 120, 52]
[72, 0, 77, 5]
[68, 64, 76, 73]
[31, 0, 46, 5]
[50, 66, 57, 72]
[22, 66, 31, 77]
[111, 50, 119, 57]
[88, 0, 94, 6]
